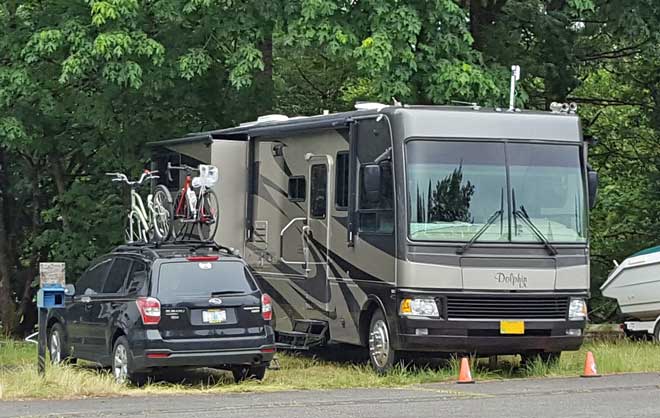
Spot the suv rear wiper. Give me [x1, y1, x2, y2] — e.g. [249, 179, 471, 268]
[513, 205, 558, 256]
[456, 209, 503, 255]
[211, 290, 246, 296]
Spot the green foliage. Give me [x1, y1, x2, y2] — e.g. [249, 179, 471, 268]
[0, 0, 658, 335]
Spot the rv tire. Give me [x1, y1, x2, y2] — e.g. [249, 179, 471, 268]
[368, 309, 398, 374]
[653, 322, 660, 343]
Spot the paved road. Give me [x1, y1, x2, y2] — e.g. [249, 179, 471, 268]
[3, 373, 660, 418]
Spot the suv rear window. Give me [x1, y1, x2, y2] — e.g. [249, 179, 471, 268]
[157, 261, 256, 298]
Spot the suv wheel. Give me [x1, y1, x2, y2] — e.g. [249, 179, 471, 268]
[231, 364, 267, 383]
[368, 309, 398, 374]
[113, 336, 146, 386]
[48, 324, 75, 365]
[49, 324, 63, 364]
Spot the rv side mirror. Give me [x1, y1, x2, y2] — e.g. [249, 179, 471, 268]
[588, 168, 599, 209]
[362, 164, 382, 203]
[64, 284, 76, 296]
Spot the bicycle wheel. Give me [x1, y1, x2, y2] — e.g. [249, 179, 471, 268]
[172, 190, 192, 240]
[151, 185, 173, 242]
[197, 189, 219, 242]
[125, 211, 143, 244]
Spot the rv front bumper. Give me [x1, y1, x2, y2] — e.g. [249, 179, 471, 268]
[396, 318, 586, 354]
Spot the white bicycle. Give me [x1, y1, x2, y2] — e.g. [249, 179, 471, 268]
[107, 170, 173, 243]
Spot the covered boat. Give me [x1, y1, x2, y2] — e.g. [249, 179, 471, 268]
[600, 245, 660, 320]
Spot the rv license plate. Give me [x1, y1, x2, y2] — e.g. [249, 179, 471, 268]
[500, 320, 524, 334]
[202, 309, 226, 324]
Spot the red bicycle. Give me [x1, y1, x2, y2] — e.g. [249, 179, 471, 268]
[167, 162, 220, 241]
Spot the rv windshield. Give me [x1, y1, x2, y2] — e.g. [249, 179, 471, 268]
[406, 140, 586, 243]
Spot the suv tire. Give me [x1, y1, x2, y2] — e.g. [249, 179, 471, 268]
[368, 309, 398, 374]
[231, 364, 267, 383]
[112, 336, 146, 386]
[48, 323, 75, 365]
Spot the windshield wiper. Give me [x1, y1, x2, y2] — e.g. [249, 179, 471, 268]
[456, 209, 503, 255]
[211, 290, 246, 296]
[513, 205, 558, 256]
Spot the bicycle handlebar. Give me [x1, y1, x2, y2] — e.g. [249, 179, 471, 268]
[106, 171, 159, 186]
[167, 162, 199, 182]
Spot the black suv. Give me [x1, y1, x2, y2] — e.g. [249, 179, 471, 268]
[46, 242, 276, 385]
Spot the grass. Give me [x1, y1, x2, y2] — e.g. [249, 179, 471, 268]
[2, 338, 660, 401]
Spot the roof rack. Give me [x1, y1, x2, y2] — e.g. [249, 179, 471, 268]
[113, 244, 160, 258]
[112, 241, 240, 257]
[164, 240, 238, 255]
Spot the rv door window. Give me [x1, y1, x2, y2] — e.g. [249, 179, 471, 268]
[310, 164, 327, 219]
[288, 176, 306, 202]
[335, 151, 349, 210]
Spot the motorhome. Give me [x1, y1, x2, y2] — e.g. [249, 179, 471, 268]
[151, 102, 598, 372]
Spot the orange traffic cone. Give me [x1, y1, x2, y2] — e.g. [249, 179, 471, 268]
[580, 351, 601, 378]
[457, 357, 475, 384]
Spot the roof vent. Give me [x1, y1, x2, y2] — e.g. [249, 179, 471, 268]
[257, 114, 289, 123]
[239, 114, 290, 128]
[354, 102, 386, 111]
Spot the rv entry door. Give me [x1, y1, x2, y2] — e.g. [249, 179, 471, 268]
[303, 154, 332, 277]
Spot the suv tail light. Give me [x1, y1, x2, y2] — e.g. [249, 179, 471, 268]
[261, 293, 272, 321]
[136, 297, 161, 325]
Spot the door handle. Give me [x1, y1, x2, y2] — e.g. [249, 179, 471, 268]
[85, 303, 93, 311]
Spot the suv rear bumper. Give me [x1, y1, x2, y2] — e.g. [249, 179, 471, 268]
[128, 326, 276, 371]
[133, 347, 276, 370]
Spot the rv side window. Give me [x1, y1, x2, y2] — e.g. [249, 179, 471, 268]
[335, 151, 349, 210]
[310, 164, 327, 219]
[356, 118, 394, 234]
[288, 176, 306, 202]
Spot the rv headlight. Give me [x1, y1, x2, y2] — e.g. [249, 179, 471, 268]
[400, 298, 439, 318]
[568, 298, 588, 320]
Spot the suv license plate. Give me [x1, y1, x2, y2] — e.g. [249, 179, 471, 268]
[500, 320, 524, 334]
[202, 309, 226, 324]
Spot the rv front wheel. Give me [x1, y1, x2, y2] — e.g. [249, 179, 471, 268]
[368, 309, 398, 374]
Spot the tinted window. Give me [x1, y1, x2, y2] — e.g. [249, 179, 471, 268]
[157, 261, 256, 298]
[76, 259, 112, 295]
[126, 261, 148, 295]
[288, 176, 306, 201]
[102, 258, 132, 294]
[310, 164, 327, 219]
[335, 152, 349, 209]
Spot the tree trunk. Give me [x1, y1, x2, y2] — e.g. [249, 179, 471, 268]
[0, 148, 16, 336]
[51, 157, 70, 230]
[14, 160, 42, 336]
[254, 31, 274, 116]
[468, 0, 508, 52]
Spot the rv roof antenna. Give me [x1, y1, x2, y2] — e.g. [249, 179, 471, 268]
[392, 97, 402, 107]
[508, 65, 521, 112]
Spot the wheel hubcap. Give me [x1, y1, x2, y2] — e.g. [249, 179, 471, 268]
[113, 345, 128, 384]
[50, 331, 61, 364]
[369, 319, 390, 368]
